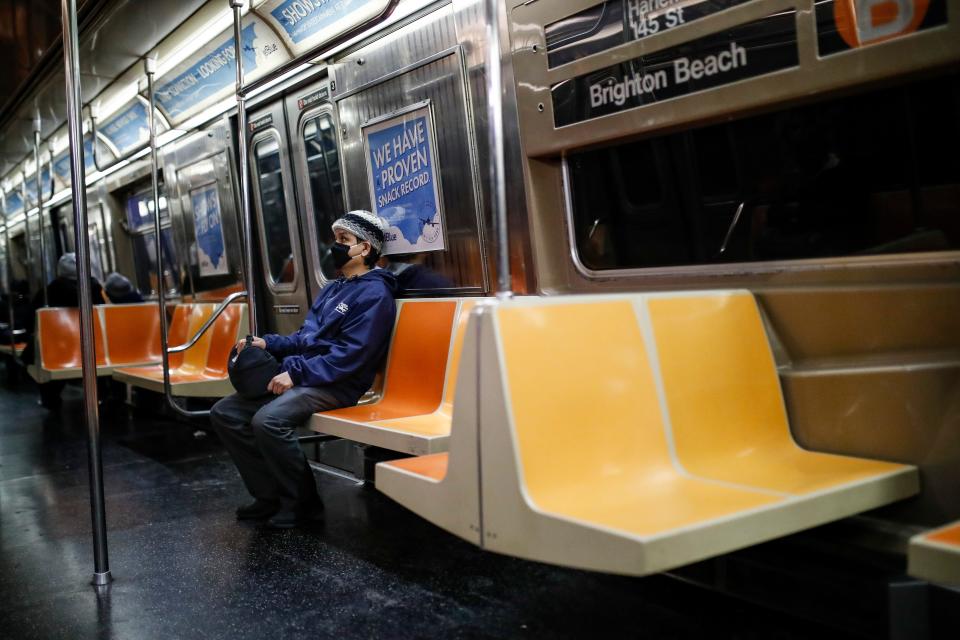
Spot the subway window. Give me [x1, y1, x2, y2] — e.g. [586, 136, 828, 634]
[302, 113, 345, 279]
[253, 135, 295, 285]
[567, 71, 960, 271]
[124, 190, 179, 295]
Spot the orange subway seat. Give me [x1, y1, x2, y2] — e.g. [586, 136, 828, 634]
[909, 519, 960, 584]
[115, 367, 223, 384]
[435, 294, 919, 576]
[111, 303, 248, 398]
[202, 303, 244, 378]
[385, 453, 449, 482]
[648, 293, 910, 495]
[178, 305, 216, 375]
[927, 522, 960, 546]
[320, 300, 457, 422]
[166, 304, 194, 369]
[38, 307, 106, 370]
[102, 304, 162, 365]
[496, 301, 781, 536]
[367, 300, 477, 437]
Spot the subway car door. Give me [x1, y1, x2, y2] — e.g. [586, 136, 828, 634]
[285, 79, 345, 294]
[246, 101, 310, 335]
[51, 197, 109, 284]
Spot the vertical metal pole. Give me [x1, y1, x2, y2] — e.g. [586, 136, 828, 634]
[484, 0, 512, 299]
[60, 0, 112, 587]
[146, 56, 176, 410]
[20, 173, 34, 290]
[231, 0, 257, 334]
[49, 148, 56, 197]
[3, 222, 12, 334]
[2, 192, 14, 342]
[35, 121, 49, 305]
[49, 147, 58, 258]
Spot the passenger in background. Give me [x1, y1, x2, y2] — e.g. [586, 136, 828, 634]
[103, 272, 144, 304]
[33, 253, 106, 309]
[24, 253, 107, 410]
[385, 253, 453, 296]
[0, 279, 31, 344]
[210, 210, 397, 529]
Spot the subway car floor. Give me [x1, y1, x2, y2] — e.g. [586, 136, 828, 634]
[0, 375, 864, 640]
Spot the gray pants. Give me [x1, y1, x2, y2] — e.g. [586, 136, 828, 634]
[210, 386, 344, 512]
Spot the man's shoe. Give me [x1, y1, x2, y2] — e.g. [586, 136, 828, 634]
[235, 500, 280, 521]
[265, 505, 324, 530]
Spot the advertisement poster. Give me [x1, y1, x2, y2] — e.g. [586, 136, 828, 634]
[190, 184, 229, 276]
[363, 104, 445, 254]
[100, 100, 151, 156]
[266, 0, 389, 44]
[152, 17, 287, 124]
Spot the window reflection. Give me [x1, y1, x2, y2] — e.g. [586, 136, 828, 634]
[302, 114, 344, 279]
[124, 190, 178, 295]
[254, 136, 295, 284]
[568, 72, 960, 271]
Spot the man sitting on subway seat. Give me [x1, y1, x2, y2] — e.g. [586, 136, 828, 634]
[211, 210, 397, 529]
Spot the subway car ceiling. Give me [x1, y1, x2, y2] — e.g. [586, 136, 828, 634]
[0, 0, 435, 217]
[0, 0, 456, 302]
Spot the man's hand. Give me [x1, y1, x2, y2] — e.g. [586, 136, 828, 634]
[235, 336, 267, 353]
[268, 371, 294, 395]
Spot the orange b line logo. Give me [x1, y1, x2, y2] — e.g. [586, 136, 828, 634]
[834, 0, 930, 47]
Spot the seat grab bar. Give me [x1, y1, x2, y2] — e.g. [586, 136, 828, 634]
[168, 290, 247, 355]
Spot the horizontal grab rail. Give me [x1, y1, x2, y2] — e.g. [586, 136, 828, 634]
[167, 290, 248, 354]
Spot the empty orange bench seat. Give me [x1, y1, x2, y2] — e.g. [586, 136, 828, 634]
[378, 293, 918, 576]
[102, 303, 163, 367]
[383, 452, 449, 482]
[909, 520, 960, 585]
[27, 303, 189, 383]
[28, 307, 107, 382]
[112, 302, 247, 398]
[0, 341, 27, 358]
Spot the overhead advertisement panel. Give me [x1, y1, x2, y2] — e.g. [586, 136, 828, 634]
[99, 99, 165, 157]
[151, 15, 290, 125]
[255, 0, 391, 55]
[52, 137, 102, 186]
[3, 190, 23, 216]
[24, 166, 53, 205]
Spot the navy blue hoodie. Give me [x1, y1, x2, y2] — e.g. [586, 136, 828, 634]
[263, 268, 397, 405]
